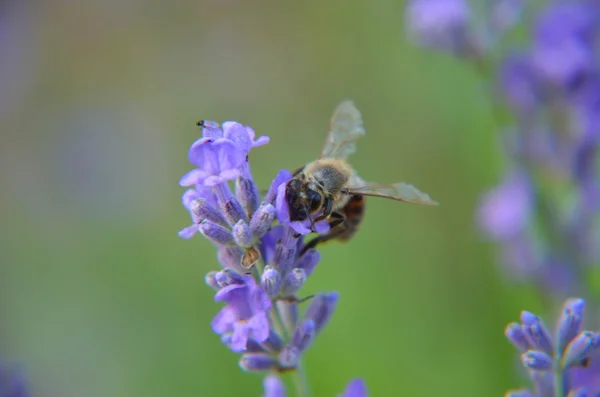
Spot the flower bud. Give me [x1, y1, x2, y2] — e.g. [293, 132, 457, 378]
[305, 292, 339, 334]
[250, 203, 277, 239]
[505, 322, 530, 352]
[557, 298, 585, 356]
[190, 198, 228, 227]
[281, 268, 307, 297]
[233, 220, 253, 248]
[205, 271, 220, 290]
[215, 269, 245, 288]
[521, 350, 553, 371]
[292, 320, 315, 352]
[239, 354, 277, 372]
[236, 176, 259, 216]
[199, 221, 233, 245]
[261, 266, 282, 297]
[520, 311, 553, 355]
[562, 331, 600, 369]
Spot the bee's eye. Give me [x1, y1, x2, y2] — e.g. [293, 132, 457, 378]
[306, 190, 322, 211]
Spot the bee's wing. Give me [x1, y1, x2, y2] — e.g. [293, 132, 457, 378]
[345, 182, 438, 206]
[319, 100, 366, 160]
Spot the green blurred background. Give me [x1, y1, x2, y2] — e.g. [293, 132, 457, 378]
[0, 1, 543, 396]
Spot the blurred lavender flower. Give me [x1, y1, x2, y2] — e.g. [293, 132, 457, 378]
[505, 299, 600, 396]
[408, 0, 600, 300]
[263, 375, 368, 397]
[407, 1, 600, 396]
[179, 119, 368, 395]
[405, 0, 476, 55]
[0, 362, 28, 397]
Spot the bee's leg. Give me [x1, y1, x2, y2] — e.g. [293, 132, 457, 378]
[326, 211, 345, 229]
[300, 212, 345, 255]
[312, 197, 334, 224]
[323, 197, 334, 218]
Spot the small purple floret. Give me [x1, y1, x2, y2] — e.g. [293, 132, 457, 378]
[212, 275, 272, 351]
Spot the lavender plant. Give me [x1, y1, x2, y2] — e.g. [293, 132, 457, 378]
[179, 120, 368, 396]
[406, 0, 600, 395]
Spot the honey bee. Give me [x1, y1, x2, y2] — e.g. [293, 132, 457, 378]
[284, 100, 438, 252]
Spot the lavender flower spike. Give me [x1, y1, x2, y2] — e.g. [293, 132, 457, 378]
[505, 298, 600, 396]
[179, 115, 368, 396]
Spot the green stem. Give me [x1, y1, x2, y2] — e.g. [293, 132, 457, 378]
[291, 363, 311, 397]
[553, 363, 565, 397]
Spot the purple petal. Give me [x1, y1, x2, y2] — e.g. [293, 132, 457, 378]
[211, 306, 236, 334]
[250, 283, 273, 312]
[288, 221, 312, 235]
[214, 282, 246, 303]
[265, 170, 292, 204]
[244, 125, 270, 148]
[223, 121, 253, 152]
[178, 225, 198, 239]
[231, 321, 251, 351]
[249, 312, 270, 343]
[275, 183, 291, 223]
[262, 226, 285, 264]
[189, 139, 246, 182]
[314, 219, 331, 234]
[182, 188, 199, 210]
[338, 378, 368, 397]
[253, 135, 270, 147]
[179, 168, 207, 187]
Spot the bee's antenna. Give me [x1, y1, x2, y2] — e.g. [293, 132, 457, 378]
[303, 205, 316, 232]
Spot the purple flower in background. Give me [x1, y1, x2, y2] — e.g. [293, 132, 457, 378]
[532, 3, 598, 87]
[500, 55, 540, 112]
[212, 275, 272, 352]
[406, 0, 600, 300]
[406, 0, 600, 396]
[0, 362, 28, 397]
[405, 0, 473, 54]
[477, 170, 532, 241]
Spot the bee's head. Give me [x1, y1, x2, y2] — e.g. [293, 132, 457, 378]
[286, 178, 323, 221]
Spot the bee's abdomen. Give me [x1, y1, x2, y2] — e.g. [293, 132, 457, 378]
[337, 194, 364, 241]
